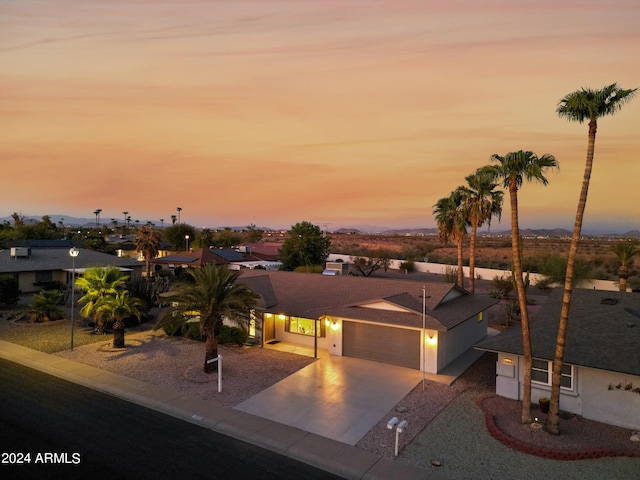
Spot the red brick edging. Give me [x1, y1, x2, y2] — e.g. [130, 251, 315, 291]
[476, 394, 640, 461]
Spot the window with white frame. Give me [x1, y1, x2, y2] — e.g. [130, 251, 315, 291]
[531, 358, 573, 390]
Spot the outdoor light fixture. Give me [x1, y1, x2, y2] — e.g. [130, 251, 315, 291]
[69, 247, 79, 351]
[387, 417, 409, 456]
[185, 234, 190, 251]
[330, 319, 339, 331]
[427, 334, 437, 345]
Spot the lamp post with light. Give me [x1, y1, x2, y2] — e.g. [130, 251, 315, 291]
[69, 247, 79, 351]
[185, 234, 190, 251]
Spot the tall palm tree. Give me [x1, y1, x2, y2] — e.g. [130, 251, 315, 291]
[135, 225, 162, 278]
[481, 150, 558, 424]
[548, 83, 637, 434]
[458, 171, 504, 294]
[96, 291, 145, 348]
[155, 266, 259, 373]
[611, 240, 639, 292]
[433, 189, 467, 288]
[75, 266, 128, 333]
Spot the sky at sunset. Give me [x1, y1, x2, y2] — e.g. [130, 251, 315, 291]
[2, 1, 640, 233]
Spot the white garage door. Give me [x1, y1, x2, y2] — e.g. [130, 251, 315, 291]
[343, 321, 420, 370]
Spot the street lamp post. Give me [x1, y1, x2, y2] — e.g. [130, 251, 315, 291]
[177, 207, 182, 224]
[185, 234, 190, 251]
[69, 247, 79, 351]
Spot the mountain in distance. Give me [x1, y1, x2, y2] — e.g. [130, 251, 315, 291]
[2, 215, 638, 238]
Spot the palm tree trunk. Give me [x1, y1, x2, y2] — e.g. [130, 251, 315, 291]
[112, 319, 125, 348]
[203, 330, 220, 374]
[546, 119, 597, 435]
[456, 240, 464, 289]
[469, 223, 478, 294]
[618, 265, 628, 292]
[510, 181, 532, 424]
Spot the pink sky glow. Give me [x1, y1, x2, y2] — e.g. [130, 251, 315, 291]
[2, 1, 639, 232]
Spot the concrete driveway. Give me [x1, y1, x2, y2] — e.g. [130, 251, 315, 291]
[234, 347, 423, 445]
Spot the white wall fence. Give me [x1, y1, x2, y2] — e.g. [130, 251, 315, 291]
[327, 254, 622, 292]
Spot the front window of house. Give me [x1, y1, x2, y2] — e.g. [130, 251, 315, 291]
[532, 358, 573, 390]
[284, 316, 325, 337]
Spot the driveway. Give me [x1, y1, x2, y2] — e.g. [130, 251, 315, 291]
[234, 347, 423, 445]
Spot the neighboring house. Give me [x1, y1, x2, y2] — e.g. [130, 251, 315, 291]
[239, 270, 498, 373]
[476, 288, 640, 430]
[152, 247, 281, 271]
[0, 241, 143, 293]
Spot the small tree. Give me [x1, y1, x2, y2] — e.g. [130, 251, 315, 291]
[163, 224, 196, 251]
[350, 249, 392, 276]
[611, 240, 639, 292]
[96, 291, 145, 348]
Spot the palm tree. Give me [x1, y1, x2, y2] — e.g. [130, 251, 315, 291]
[611, 240, 639, 292]
[95, 291, 145, 348]
[433, 189, 467, 288]
[75, 266, 129, 333]
[135, 226, 162, 278]
[155, 266, 259, 373]
[458, 170, 503, 294]
[546, 83, 637, 435]
[481, 150, 558, 424]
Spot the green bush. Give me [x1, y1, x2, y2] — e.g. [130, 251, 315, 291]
[29, 290, 64, 322]
[0, 274, 21, 307]
[217, 325, 248, 345]
[399, 260, 416, 273]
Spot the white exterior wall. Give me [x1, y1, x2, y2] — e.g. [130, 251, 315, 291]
[326, 255, 621, 291]
[440, 313, 487, 370]
[495, 353, 640, 430]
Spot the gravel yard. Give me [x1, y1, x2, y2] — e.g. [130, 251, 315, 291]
[2, 305, 639, 479]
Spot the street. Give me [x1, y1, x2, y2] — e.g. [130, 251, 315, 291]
[0, 358, 343, 480]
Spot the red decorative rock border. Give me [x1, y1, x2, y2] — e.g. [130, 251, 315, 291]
[476, 394, 640, 461]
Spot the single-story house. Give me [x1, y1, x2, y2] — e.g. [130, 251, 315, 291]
[239, 270, 498, 374]
[152, 247, 281, 271]
[476, 288, 640, 430]
[0, 241, 143, 293]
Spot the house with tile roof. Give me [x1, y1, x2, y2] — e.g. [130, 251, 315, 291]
[0, 241, 143, 293]
[476, 288, 640, 430]
[238, 270, 498, 374]
[151, 247, 281, 271]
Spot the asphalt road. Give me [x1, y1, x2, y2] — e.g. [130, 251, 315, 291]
[0, 358, 343, 480]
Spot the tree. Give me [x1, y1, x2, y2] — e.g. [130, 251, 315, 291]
[213, 228, 242, 248]
[433, 189, 467, 288]
[135, 226, 161, 278]
[155, 265, 259, 373]
[611, 240, 640, 292]
[279, 221, 331, 271]
[350, 249, 392, 276]
[163, 223, 196, 251]
[547, 83, 637, 435]
[75, 266, 128, 333]
[459, 170, 503, 293]
[245, 224, 263, 243]
[95, 291, 145, 348]
[482, 150, 558, 424]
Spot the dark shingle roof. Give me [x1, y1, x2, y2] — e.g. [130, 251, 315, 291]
[476, 288, 640, 376]
[239, 270, 498, 331]
[0, 247, 140, 273]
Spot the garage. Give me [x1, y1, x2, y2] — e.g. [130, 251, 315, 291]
[342, 321, 420, 369]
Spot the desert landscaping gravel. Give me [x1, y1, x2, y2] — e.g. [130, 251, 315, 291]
[2, 304, 639, 479]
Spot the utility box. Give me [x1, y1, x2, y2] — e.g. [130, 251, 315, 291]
[10, 247, 30, 258]
[323, 261, 349, 275]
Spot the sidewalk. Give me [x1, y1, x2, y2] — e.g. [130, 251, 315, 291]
[0, 339, 443, 480]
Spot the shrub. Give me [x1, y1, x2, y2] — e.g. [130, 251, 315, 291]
[293, 265, 324, 274]
[0, 274, 21, 306]
[217, 325, 248, 345]
[443, 265, 457, 283]
[29, 290, 65, 322]
[399, 260, 416, 273]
